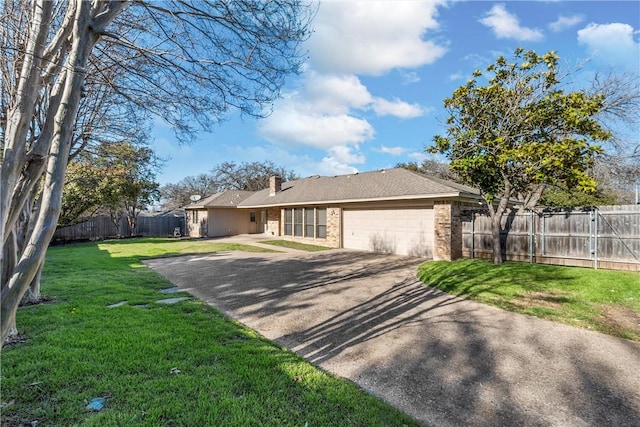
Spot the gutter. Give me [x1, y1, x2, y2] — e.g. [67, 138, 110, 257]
[239, 192, 483, 209]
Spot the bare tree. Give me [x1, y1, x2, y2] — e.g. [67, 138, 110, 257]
[590, 70, 640, 159]
[396, 159, 460, 182]
[212, 161, 299, 191]
[159, 174, 218, 210]
[1, 0, 313, 344]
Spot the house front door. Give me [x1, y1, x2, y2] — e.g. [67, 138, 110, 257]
[258, 209, 267, 233]
[249, 211, 257, 233]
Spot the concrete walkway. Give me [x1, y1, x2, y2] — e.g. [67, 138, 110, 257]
[144, 250, 640, 427]
[207, 234, 312, 254]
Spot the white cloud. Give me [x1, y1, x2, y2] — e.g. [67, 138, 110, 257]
[378, 146, 408, 156]
[258, 73, 427, 149]
[409, 151, 428, 162]
[479, 4, 544, 41]
[259, 101, 375, 148]
[577, 22, 640, 68]
[400, 71, 421, 85]
[448, 71, 466, 81]
[549, 14, 584, 32]
[258, 1, 445, 176]
[371, 98, 424, 119]
[305, 72, 372, 114]
[225, 144, 361, 177]
[328, 145, 365, 164]
[316, 156, 360, 176]
[308, 0, 448, 75]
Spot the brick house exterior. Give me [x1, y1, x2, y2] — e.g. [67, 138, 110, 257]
[184, 168, 482, 260]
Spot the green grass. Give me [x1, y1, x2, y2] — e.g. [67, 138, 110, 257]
[418, 259, 640, 341]
[98, 237, 278, 259]
[259, 240, 332, 252]
[1, 238, 418, 426]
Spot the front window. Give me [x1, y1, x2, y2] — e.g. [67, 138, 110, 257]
[294, 208, 303, 236]
[304, 209, 314, 237]
[284, 209, 292, 235]
[316, 208, 326, 238]
[283, 207, 327, 240]
[192, 210, 198, 224]
[250, 211, 256, 223]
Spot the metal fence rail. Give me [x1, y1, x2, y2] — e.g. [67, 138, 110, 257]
[462, 205, 640, 271]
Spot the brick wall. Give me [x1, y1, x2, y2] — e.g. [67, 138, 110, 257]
[325, 206, 341, 248]
[434, 201, 468, 261]
[266, 207, 280, 237]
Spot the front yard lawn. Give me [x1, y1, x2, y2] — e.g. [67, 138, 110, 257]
[419, 259, 640, 342]
[1, 238, 417, 426]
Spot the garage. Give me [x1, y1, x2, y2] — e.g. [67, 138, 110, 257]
[342, 207, 434, 257]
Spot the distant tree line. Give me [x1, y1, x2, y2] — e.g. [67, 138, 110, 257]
[159, 161, 299, 210]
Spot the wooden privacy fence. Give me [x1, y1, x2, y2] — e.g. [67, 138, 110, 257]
[53, 214, 185, 243]
[462, 205, 640, 271]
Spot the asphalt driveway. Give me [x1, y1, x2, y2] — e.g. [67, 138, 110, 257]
[144, 249, 640, 427]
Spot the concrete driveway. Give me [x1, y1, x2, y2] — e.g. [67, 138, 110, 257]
[144, 249, 640, 427]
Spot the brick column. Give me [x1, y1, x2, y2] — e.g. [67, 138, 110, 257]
[434, 202, 463, 261]
[326, 207, 341, 248]
[266, 207, 280, 236]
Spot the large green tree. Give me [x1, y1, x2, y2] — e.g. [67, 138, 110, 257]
[62, 142, 161, 235]
[432, 48, 611, 264]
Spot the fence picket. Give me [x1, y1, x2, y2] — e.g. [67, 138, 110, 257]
[53, 214, 185, 243]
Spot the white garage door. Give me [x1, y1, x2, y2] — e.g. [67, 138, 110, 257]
[343, 208, 434, 257]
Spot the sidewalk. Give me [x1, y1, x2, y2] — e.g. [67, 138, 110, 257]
[207, 234, 310, 254]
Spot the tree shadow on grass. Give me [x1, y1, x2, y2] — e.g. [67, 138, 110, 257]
[418, 259, 579, 302]
[145, 251, 640, 427]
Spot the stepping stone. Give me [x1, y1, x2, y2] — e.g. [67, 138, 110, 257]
[107, 301, 127, 308]
[156, 297, 190, 304]
[159, 287, 182, 294]
[133, 304, 150, 308]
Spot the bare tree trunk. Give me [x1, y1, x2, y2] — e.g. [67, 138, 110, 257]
[21, 263, 43, 306]
[490, 214, 503, 265]
[522, 184, 546, 210]
[1, 230, 18, 338]
[1, 230, 17, 291]
[1, 2, 96, 344]
[1, 0, 53, 254]
[485, 182, 513, 265]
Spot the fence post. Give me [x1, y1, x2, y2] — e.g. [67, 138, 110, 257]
[590, 208, 599, 270]
[471, 210, 475, 258]
[529, 210, 534, 263]
[540, 212, 547, 256]
[593, 207, 600, 270]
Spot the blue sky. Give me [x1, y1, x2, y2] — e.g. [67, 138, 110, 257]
[153, 0, 640, 185]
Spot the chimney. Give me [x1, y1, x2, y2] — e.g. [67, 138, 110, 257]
[269, 176, 282, 196]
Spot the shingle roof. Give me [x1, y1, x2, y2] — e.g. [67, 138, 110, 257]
[239, 168, 480, 207]
[186, 190, 254, 209]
